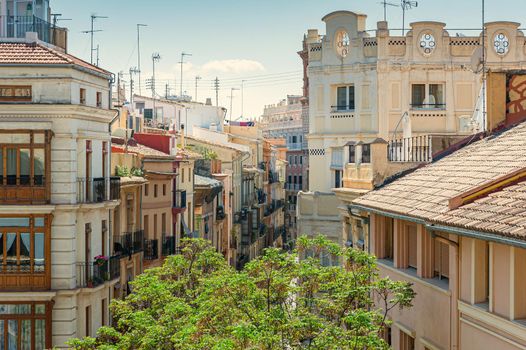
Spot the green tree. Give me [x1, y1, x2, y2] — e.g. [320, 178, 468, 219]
[68, 236, 414, 350]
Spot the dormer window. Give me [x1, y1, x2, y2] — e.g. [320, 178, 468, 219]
[361, 144, 371, 164]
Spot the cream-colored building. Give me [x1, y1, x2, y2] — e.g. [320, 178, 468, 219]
[352, 103, 526, 350]
[0, 37, 119, 348]
[298, 10, 526, 247]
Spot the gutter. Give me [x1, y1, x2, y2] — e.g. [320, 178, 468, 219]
[349, 203, 526, 249]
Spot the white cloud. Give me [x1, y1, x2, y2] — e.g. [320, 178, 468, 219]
[201, 59, 265, 74]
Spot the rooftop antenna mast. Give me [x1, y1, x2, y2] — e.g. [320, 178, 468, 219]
[379, 1, 399, 22]
[82, 14, 108, 65]
[401, 0, 418, 35]
[179, 52, 192, 97]
[136, 24, 148, 96]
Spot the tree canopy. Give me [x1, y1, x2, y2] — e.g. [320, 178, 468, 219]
[68, 236, 415, 350]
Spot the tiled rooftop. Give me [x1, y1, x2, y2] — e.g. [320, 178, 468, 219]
[354, 121, 526, 237]
[0, 42, 111, 76]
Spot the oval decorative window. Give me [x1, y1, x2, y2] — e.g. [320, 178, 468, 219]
[335, 30, 350, 58]
[419, 33, 436, 55]
[494, 32, 510, 56]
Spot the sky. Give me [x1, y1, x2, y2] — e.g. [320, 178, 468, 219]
[52, 0, 523, 119]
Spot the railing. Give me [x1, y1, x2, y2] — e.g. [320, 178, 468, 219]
[288, 204, 296, 211]
[109, 255, 121, 280]
[173, 190, 187, 208]
[410, 103, 446, 110]
[143, 239, 159, 260]
[0, 15, 67, 50]
[77, 177, 119, 203]
[286, 183, 301, 191]
[110, 176, 120, 200]
[113, 230, 144, 256]
[257, 189, 266, 204]
[76, 261, 108, 288]
[274, 226, 286, 241]
[162, 234, 179, 256]
[264, 199, 285, 217]
[287, 143, 302, 151]
[0, 176, 47, 203]
[268, 171, 280, 184]
[388, 135, 432, 163]
[331, 105, 355, 113]
[216, 205, 226, 220]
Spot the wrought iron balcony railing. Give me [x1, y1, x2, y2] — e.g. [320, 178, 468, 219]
[0, 15, 68, 50]
[113, 230, 144, 256]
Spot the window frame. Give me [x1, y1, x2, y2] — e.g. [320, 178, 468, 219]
[361, 144, 371, 164]
[0, 301, 52, 349]
[334, 85, 355, 111]
[410, 83, 445, 110]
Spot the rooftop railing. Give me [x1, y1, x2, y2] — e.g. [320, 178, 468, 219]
[0, 15, 67, 50]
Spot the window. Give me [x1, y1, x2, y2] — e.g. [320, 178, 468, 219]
[335, 85, 355, 111]
[135, 102, 145, 113]
[0, 216, 48, 276]
[101, 220, 107, 257]
[434, 233, 450, 281]
[0, 302, 51, 349]
[85, 305, 91, 336]
[384, 217, 394, 260]
[361, 144, 371, 164]
[293, 176, 297, 184]
[411, 83, 445, 109]
[80, 88, 86, 105]
[96, 92, 102, 108]
[102, 142, 107, 178]
[400, 330, 415, 350]
[299, 175, 303, 185]
[143, 214, 149, 234]
[85, 141, 92, 200]
[288, 175, 292, 185]
[349, 144, 356, 163]
[162, 213, 166, 234]
[294, 156, 298, 165]
[154, 184, 158, 198]
[162, 184, 166, 196]
[292, 136, 297, 143]
[299, 156, 303, 165]
[0, 131, 48, 189]
[334, 170, 342, 188]
[473, 241, 489, 305]
[408, 225, 417, 270]
[153, 214, 158, 240]
[102, 298, 107, 326]
[144, 184, 149, 196]
[182, 169, 185, 183]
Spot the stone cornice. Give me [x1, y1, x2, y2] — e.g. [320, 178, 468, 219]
[0, 104, 116, 123]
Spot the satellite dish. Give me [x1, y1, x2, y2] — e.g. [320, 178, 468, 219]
[470, 47, 484, 73]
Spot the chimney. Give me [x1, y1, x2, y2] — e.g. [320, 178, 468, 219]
[205, 98, 212, 106]
[25, 32, 39, 43]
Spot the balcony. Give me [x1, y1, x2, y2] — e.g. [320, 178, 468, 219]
[0, 15, 68, 50]
[216, 205, 226, 220]
[143, 239, 159, 260]
[287, 143, 302, 151]
[113, 230, 144, 256]
[77, 177, 120, 203]
[109, 255, 121, 280]
[162, 234, 179, 256]
[285, 183, 301, 191]
[268, 171, 280, 184]
[76, 261, 108, 288]
[0, 176, 47, 204]
[173, 190, 187, 214]
[387, 134, 470, 163]
[257, 189, 267, 204]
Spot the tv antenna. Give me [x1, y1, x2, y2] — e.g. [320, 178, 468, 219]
[82, 14, 108, 65]
[401, 1, 418, 35]
[379, 1, 399, 22]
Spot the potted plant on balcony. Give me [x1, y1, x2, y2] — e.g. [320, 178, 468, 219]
[94, 255, 108, 267]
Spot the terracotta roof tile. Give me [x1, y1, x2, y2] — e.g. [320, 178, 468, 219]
[0, 42, 111, 76]
[354, 121, 526, 239]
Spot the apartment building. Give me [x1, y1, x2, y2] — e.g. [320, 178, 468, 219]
[132, 94, 226, 135]
[351, 84, 526, 349]
[0, 37, 119, 348]
[261, 96, 307, 241]
[298, 10, 526, 247]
